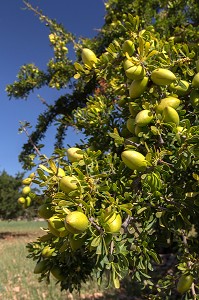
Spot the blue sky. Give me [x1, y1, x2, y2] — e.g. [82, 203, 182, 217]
[0, 0, 105, 176]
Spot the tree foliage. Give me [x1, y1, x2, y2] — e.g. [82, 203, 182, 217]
[7, 0, 199, 298]
[6, 0, 199, 169]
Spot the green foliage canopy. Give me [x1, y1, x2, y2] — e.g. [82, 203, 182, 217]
[6, 0, 199, 298]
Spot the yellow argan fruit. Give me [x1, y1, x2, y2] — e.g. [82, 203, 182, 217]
[162, 106, 180, 125]
[192, 72, 199, 88]
[123, 59, 134, 71]
[22, 177, 32, 185]
[22, 186, 31, 196]
[129, 77, 149, 98]
[103, 212, 122, 233]
[121, 150, 147, 171]
[135, 110, 153, 127]
[177, 275, 193, 294]
[126, 117, 135, 133]
[18, 197, 26, 204]
[67, 147, 83, 163]
[48, 216, 68, 237]
[155, 97, 181, 113]
[122, 40, 135, 56]
[169, 80, 190, 95]
[151, 68, 176, 85]
[29, 172, 35, 179]
[81, 48, 97, 68]
[125, 65, 146, 80]
[65, 211, 89, 234]
[59, 175, 78, 194]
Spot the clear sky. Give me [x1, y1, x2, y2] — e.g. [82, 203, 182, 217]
[0, 0, 105, 176]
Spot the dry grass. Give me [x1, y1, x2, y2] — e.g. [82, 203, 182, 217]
[0, 220, 117, 300]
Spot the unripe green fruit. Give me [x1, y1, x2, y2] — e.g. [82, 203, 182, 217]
[25, 196, 32, 208]
[177, 275, 193, 294]
[126, 117, 135, 133]
[51, 266, 65, 281]
[122, 40, 135, 56]
[135, 110, 153, 127]
[103, 213, 122, 233]
[121, 150, 147, 171]
[192, 72, 199, 88]
[125, 65, 146, 80]
[81, 48, 97, 68]
[38, 204, 54, 219]
[169, 80, 190, 95]
[34, 260, 47, 274]
[134, 125, 144, 136]
[22, 186, 31, 196]
[65, 211, 89, 234]
[18, 197, 26, 204]
[151, 68, 176, 85]
[156, 97, 181, 113]
[162, 106, 180, 125]
[190, 90, 199, 107]
[22, 177, 32, 185]
[67, 147, 83, 163]
[129, 77, 149, 98]
[59, 176, 78, 194]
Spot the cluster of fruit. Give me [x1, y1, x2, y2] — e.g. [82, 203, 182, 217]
[79, 44, 199, 174]
[30, 147, 123, 281]
[121, 39, 199, 171]
[17, 173, 35, 208]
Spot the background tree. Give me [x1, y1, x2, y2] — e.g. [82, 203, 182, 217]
[6, 0, 199, 299]
[0, 170, 34, 219]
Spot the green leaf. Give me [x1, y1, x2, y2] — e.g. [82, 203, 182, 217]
[49, 159, 57, 173]
[91, 236, 101, 248]
[74, 62, 84, 72]
[137, 207, 148, 215]
[39, 164, 53, 174]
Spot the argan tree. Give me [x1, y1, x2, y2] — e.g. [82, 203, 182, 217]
[7, 0, 199, 298]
